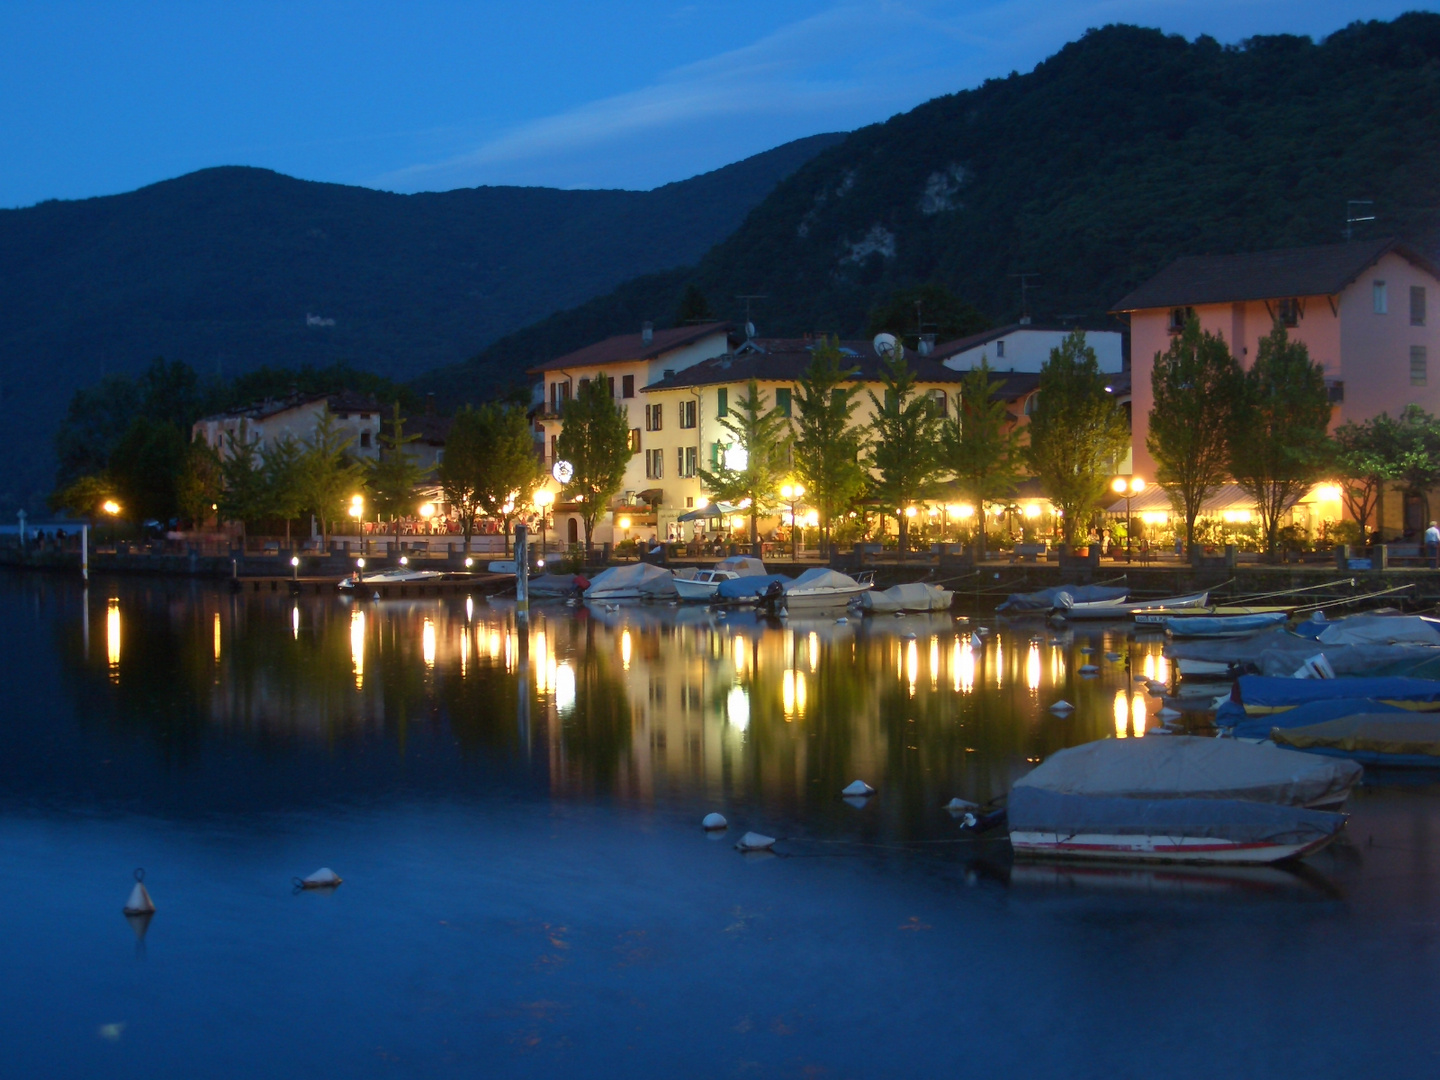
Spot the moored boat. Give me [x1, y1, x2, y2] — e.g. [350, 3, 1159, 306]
[674, 556, 767, 601]
[1271, 714, 1440, 767]
[583, 562, 678, 602]
[338, 566, 445, 590]
[861, 582, 953, 613]
[1164, 611, 1289, 638]
[773, 568, 872, 611]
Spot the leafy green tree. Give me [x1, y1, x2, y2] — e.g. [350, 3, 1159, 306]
[176, 437, 222, 528]
[674, 283, 713, 325]
[48, 474, 117, 517]
[866, 350, 945, 556]
[365, 403, 430, 547]
[791, 338, 867, 554]
[218, 421, 269, 543]
[1387, 406, 1440, 528]
[698, 379, 793, 551]
[297, 411, 364, 545]
[54, 375, 142, 489]
[555, 371, 633, 558]
[1146, 316, 1244, 551]
[472, 403, 543, 554]
[866, 283, 989, 350]
[940, 359, 1020, 557]
[437, 406, 487, 548]
[1228, 322, 1333, 556]
[1332, 415, 1398, 537]
[1025, 331, 1131, 547]
[108, 416, 187, 523]
[262, 436, 306, 545]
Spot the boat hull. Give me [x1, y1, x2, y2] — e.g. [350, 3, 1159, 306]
[673, 579, 722, 601]
[1010, 831, 1337, 864]
[782, 586, 870, 610]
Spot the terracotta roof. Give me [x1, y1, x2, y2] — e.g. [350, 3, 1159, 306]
[641, 339, 976, 390]
[1112, 238, 1440, 312]
[528, 322, 732, 374]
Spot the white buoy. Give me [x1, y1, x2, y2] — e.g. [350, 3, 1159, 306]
[1079, 664, 1099, 675]
[944, 797, 979, 812]
[702, 812, 728, 831]
[297, 868, 343, 889]
[123, 869, 154, 915]
[1049, 699, 1074, 713]
[1080, 646, 1094, 655]
[901, 631, 917, 641]
[1105, 651, 1121, 662]
[735, 831, 776, 852]
[1158, 706, 1182, 720]
[1146, 680, 1167, 696]
[842, 780, 875, 797]
[835, 617, 848, 625]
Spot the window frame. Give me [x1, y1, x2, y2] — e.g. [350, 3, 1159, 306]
[622, 374, 635, 398]
[1412, 345, 1428, 387]
[679, 399, 697, 429]
[1412, 286, 1428, 327]
[1374, 280, 1388, 314]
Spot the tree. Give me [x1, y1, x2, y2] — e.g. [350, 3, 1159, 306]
[218, 421, 269, 543]
[1387, 406, 1440, 528]
[262, 436, 306, 545]
[1332, 415, 1398, 536]
[108, 416, 187, 523]
[866, 282, 989, 350]
[297, 411, 364, 545]
[176, 437, 222, 528]
[1146, 316, 1243, 551]
[674, 283, 713, 325]
[698, 379, 792, 551]
[555, 371, 633, 559]
[1228, 322, 1333, 556]
[1025, 331, 1131, 546]
[866, 350, 945, 556]
[467, 403, 544, 553]
[791, 338, 867, 554]
[940, 359, 1020, 557]
[365, 402, 430, 547]
[437, 406, 487, 548]
[48, 474, 117, 517]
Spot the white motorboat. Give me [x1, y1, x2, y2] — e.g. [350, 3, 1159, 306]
[774, 568, 872, 611]
[1054, 595, 1134, 620]
[674, 568, 740, 601]
[338, 566, 445, 590]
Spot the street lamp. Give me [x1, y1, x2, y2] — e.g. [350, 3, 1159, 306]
[780, 482, 805, 560]
[290, 554, 299, 581]
[1111, 475, 1146, 561]
[349, 494, 365, 553]
[533, 488, 554, 563]
[101, 500, 121, 516]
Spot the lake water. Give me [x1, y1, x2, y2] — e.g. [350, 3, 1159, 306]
[3, 572, 1440, 1078]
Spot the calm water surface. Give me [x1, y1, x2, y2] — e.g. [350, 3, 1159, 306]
[3, 573, 1440, 1078]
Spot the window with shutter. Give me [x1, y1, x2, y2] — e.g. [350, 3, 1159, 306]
[1413, 286, 1428, 327]
[716, 388, 728, 417]
[1412, 346, 1428, 386]
[775, 387, 792, 417]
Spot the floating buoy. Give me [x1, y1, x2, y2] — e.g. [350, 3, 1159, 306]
[901, 631, 917, 641]
[295, 868, 343, 890]
[1080, 646, 1094, 655]
[1104, 651, 1122, 662]
[702, 812, 728, 831]
[735, 831, 776, 852]
[1079, 664, 1099, 676]
[1146, 680, 1167, 696]
[977, 626, 991, 635]
[1049, 700, 1074, 713]
[944, 797, 979, 812]
[835, 617, 848, 625]
[1134, 675, 1148, 683]
[371, 591, 380, 600]
[842, 780, 875, 797]
[1158, 706, 1182, 720]
[123, 868, 154, 915]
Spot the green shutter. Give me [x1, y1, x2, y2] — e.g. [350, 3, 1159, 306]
[776, 387, 792, 417]
[716, 387, 728, 418]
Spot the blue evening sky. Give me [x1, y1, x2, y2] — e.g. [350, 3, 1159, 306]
[0, 0, 1425, 207]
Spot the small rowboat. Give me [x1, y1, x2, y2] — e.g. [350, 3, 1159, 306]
[1163, 611, 1289, 638]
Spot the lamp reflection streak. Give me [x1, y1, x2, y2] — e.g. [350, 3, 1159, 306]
[106, 599, 121, 680]
[350, 609, 365, 688]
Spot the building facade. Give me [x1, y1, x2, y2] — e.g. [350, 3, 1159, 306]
[192, 392, 384, 462]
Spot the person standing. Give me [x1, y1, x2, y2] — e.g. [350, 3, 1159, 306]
[1426, 520, 1440, 568]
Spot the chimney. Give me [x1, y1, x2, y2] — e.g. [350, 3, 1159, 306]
[918, 334, 935, 356]
[1019, 315, 1032, 326]
[425, 392, 435, 415]
[641, 321, 654, 346]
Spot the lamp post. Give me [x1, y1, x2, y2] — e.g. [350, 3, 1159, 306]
[1111, 475, 1146, 561]
[533, 489, 554, 565]
[290, 554, 299, 581]
[780, 482, 805, 561]
[349, 495, 365, 554]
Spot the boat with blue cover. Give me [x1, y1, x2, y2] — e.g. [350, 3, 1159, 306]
[1163, 611, 1289, 638]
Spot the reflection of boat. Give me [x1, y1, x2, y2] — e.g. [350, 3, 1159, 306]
[1008, 787, 1346, 864]
[861, 582, 953, 613]
[1015, 735, 1361, 809]
[673, 557, 766, 601]
[1164, 612, 1289, 638]
[337, 567, 445, 590]
[1008, 860, 1338, 898]
[583, 562, 678, 601]
[775, 568, 872, 611]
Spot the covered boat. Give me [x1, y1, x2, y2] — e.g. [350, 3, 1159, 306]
[861, 582, 954, 613]
[1007, 787, 1346, 864]
[778, 568, 871, 610]
[1271, 714, 1440, 766]
[1016, 736, 1361, 809]
[528, 572, 587, 597]
[715, 573, 792, 602]
[1167, 626, 1440, 680]
[996, 584, 1128, 613]
[673, 556, 768, 601]
[583, 562, 678, 601]
[1224, 697, 1406, 740]
[1220, 674, 1440, 718]
[1312, 614, 1440, 647]
[1163, 612, 1288, 638]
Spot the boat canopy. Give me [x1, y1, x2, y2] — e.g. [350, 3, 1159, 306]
[1272, 715, 1440, 760]
[1166, 627, 1440, 678]
[716, 573, 791, 600]
[785, 568, 861, 593]
[1008, 787, 1346, 846]
[1015, 736, 1360, 807]
[996, 585, 1128, 612]
[1314, 615, 1440, 647]
[862, 582, 953, 613]
[715, 556, 766, 577]
[1227, 674, 1440, 716]
[583, 562, 678, 599]
[1225, 696, 1407, 739]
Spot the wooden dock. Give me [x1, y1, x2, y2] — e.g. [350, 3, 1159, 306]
[228, 573, 513, 598]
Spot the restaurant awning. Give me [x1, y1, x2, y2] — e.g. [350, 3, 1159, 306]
[677, 502, 740, 522]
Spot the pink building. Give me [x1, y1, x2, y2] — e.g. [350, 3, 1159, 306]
[1116, 239, 1440, 493]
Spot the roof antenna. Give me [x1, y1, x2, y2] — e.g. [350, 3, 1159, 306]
[735, 294, 767, 340]
[1345, 199, 1375, 242]
[1010, 272, 1039, 324]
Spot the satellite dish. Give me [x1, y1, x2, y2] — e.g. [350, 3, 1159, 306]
[552, 460, 574, 484]
[745, 320, 756, 339]
[873, 333, 898, 358]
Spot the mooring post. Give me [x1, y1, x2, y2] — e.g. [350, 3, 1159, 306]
[515, 525, 529, 620]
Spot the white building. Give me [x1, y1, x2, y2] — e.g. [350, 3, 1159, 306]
[931, 322, 1124, 374]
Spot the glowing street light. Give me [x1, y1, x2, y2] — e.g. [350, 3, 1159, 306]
[418, 502, 435, 519]
[101, 500, 121, 516]
[780, 482, 805, 560]
[1111, 475, 1146, 561]
[290, 554, 299, 581]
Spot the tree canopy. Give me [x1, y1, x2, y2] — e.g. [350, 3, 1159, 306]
[698, 379, 793, 549]
[791, 339, 867, 553]
[940, 359, 1020, 554]
[555, 372, 633, 556]
[866, 351, 944, 555]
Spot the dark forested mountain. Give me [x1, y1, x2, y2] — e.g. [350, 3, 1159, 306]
[0, 132, 844, 508]
[423, 13, 1440, 405]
